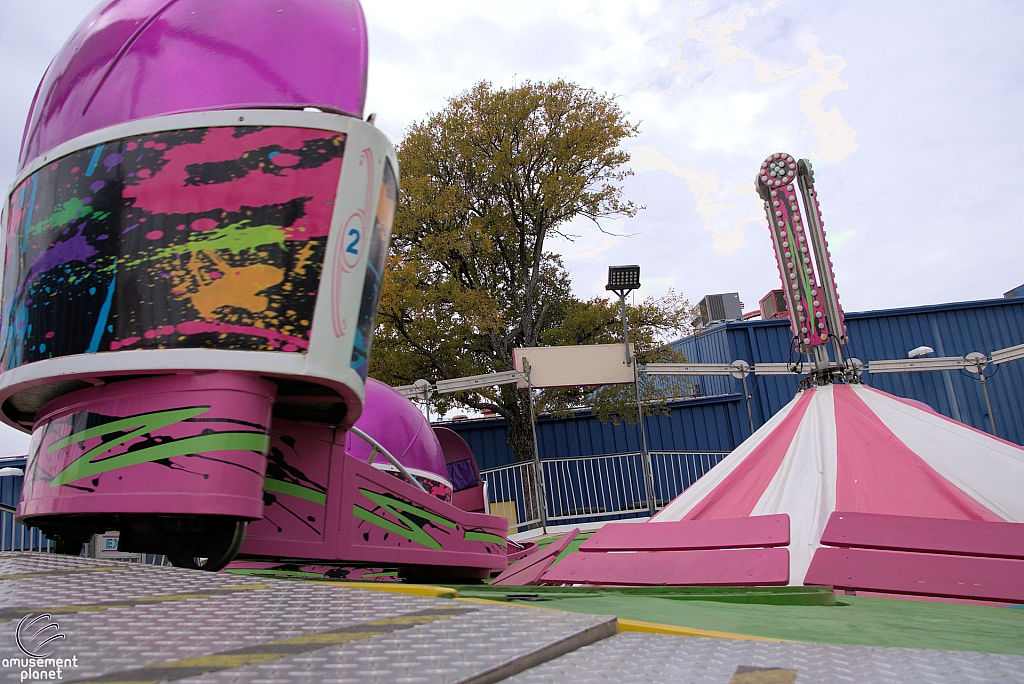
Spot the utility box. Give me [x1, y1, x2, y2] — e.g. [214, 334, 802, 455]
[698, 293, 743, 327]
[760, 289, 789, 320]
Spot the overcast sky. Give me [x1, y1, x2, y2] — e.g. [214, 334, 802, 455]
[0, 0, 1022, 453]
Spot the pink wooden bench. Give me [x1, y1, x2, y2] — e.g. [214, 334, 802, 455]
[491, 529, 580, 586]
[539, 515, 791, 586]
[804, 512, 1024, 603]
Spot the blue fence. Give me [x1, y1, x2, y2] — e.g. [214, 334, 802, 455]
[450, 394, 747, 471]
[479, 450, 729, 531]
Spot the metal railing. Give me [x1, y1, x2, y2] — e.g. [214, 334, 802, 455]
[650, 451, 728, 508]
[481, 450, 728, 528]
[479, 461, 544, 532]
[1, 503, 170, 564]
[542, 452, 650, 523]
[0, 503, 52, 552]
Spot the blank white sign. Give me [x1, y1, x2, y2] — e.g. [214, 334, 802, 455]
[513, 344, 635, 388]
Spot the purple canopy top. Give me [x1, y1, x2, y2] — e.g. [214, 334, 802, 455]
[345, 379, 447, 481]
[18, 0, 368, 172]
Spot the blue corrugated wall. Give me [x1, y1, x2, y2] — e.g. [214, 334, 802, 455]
[0, 458, 25, 509]
[450, 296, 1024, 469]
[673, 297, 1024, 446]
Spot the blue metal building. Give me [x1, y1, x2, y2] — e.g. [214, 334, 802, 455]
[0, 455, 51, 551]
[676, 296, 1024, 447]
[448, 296, 1024, 469]
[0, 456, 26, 510]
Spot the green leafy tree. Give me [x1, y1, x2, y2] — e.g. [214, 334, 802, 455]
[371, 79, 695, 466]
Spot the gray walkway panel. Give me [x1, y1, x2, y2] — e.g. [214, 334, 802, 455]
[503, 632, 1024, 683]
[0, 553, 614, 684]
[3, 553, 1023, 684]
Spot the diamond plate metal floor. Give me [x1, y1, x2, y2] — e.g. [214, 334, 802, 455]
[502, 631, 1024, 683]
[3, 553, 1023, 684]
[0, 553, 614, 684]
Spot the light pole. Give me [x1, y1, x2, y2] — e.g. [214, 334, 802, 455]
[413, 379, 433, 423]
[606, 265, 656, 516]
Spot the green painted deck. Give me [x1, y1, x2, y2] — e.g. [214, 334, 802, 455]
[489, 532, 1024, 656]
[452, 586, 1024, 656]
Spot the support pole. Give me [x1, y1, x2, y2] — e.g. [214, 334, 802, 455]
[620, 294, 632, 366]
[634, 358, 656, 516]
[618, 292, 655, 516]
[741, 373, 754, 436]
[524, 360, 548, 533]
[967, 353, 998, 438]
[980, 373, 998, 437]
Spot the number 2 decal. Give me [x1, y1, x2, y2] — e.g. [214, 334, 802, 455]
[331, 147, 375, 338]
[346, 228, 360, 255]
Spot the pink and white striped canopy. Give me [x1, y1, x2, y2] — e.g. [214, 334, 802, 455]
[651, 384, 1024, 584]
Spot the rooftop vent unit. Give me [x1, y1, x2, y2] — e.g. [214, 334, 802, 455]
[698, 293, 742, 327]
[759, 289, 789, 320]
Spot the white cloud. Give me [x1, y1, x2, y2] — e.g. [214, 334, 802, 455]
[560, 234, 623, 260]
[828, 229, 857, 252]
[2, 0, 1022, 316]
[624, 2, 860, 263]
[629, 144, 752, 254]
[796, 33, 858, 162]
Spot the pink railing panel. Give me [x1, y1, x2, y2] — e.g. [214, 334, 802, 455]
[805, 547, 1024, 603]
[541, 547, 790, 586]
[819, 512, 1024, 559]
[491, 528, 580, 586]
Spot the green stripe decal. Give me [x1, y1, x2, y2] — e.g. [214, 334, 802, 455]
[263, 478, 327, 505]
[463, 530, 506, 547]
[352, 489, 460, 551]
[360, 489, 457, 529]
[49, 406, 209, 455]
[52, 416, 269, 487]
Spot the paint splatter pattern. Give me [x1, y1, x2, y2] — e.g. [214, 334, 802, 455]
[2, 126, 345, 370]
[23, 405, 269, 501]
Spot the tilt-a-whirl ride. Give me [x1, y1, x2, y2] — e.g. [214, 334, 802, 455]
[2, 0, 508, 577]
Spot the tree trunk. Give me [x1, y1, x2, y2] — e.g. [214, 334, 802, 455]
[505, 388, 537, 465]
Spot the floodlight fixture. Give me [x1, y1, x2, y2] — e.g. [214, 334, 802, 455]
[908, 345, 934, 358]
[606, 265, 641, 296]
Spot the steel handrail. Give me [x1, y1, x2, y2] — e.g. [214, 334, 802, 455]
[348, 426, 427, 493]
